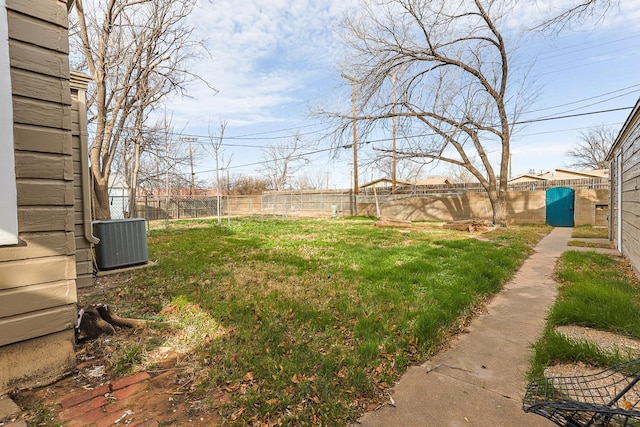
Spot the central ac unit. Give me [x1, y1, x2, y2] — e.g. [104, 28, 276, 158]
[93, 218, 148, 270]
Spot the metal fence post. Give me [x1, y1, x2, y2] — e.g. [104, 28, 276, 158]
[145, 196, 149, 230]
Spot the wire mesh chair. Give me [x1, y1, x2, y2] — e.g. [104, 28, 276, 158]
[523, 359, 640, 426]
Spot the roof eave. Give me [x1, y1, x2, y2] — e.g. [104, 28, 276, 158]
[606, 98, 640, 161]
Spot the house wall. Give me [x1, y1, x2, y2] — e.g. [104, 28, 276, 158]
[71, 72, 96, 288]
[0, 0, 77, 393]
[608, 101, 640, 275]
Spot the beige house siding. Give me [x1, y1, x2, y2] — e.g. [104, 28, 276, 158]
[607, 98, 640, 275]
[0, 0, 77, 393]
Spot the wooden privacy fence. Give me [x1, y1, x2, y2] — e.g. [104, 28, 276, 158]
[360, 177, 609, 196]
[125, 178, 609, 226]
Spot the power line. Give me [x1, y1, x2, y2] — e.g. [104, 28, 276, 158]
[523, 83, 640, 115]
[544, 89, 639, 119]
[515, 106, 632, 125]
[187, 105, 634, 176]
[89, 79, 640, 152]
[536, 50, 640, 77]
[514, 122, 623, 138]
[533, 32, 640, 63]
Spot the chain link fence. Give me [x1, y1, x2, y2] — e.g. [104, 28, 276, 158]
[124, 190, 355, 221]
[108, 193, 128, 219]
[106, 177, 608, 223]
[129, 196, 222, 220]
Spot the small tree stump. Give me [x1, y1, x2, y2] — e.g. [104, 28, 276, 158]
[77, 304, 147, 341]
[443, 219, 490, 232]
[375, 218, 412, 228]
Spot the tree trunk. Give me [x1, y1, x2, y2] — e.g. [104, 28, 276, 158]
[128, 139, 142, 218]
[92, 176, 111, 220]
[487, 190, 507, 227]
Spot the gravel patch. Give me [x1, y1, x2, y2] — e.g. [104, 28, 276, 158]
[556, 325, 640, 356]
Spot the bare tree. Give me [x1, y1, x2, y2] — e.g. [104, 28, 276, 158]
[447, 163, 480, 184]
[118, 117, 157, 215]
[371, 154, 425, 183]
[297, 168, 330, 190]
[205, 121, 232, 225]
[73, 0, 211, 219]
[327, 0, 532, 225]
[565, 125, 616, 170]
[122, 114, 192, 200]
[532, 0, 619, 32]
[260, 133, 315, 191]
[229, 175, 272, 195]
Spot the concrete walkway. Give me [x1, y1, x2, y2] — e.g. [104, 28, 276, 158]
[358, 227, 576, 427]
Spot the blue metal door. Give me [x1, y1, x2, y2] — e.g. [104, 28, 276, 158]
[546, 187, 575, 227]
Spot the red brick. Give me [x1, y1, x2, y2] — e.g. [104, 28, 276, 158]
[110, 372, 150, 391]
[149, 370, 175, 385]
[59, 395, 108, 420]
[94, 410, 135, 427]
[66, 405, 108, 426]
[60, 384, 110, 409]
[111, 382, 147, 401]
[66, 419, 89, 427]
[131, 419, 160, 427]
[103, 398, 129, 415]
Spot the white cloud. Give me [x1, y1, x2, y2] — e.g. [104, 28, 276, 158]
[167, 0, 356, 131]
[160, 0, 639, 183]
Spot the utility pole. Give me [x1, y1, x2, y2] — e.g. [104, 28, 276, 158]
[391, 73, 397, 195]
[226, 168, 231, 226]
[164, 114, 170, 229]
[180, 136, 198, 196]
[341, 73, 359, 215]
[165, 164, 170, 229]
[214, 123, 226, 225]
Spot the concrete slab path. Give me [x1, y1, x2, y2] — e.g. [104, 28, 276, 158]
[358, 227, 575, 427]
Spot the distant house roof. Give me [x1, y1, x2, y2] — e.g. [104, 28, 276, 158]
[360, 177, 450, 188]
[360, 178, 411, 188]
[508, 168, 608, 184]
[413, 177, 451, 186]
[607, 97, 640, 161]
[508, 174, 548, 184]
[108, 175, 129, 189]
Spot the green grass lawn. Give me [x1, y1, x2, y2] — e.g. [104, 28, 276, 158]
[571, 225, 609, 239]
[89, 218, 550, 426]
[567, 240, 614, 249]
[529, 250, 640, 380]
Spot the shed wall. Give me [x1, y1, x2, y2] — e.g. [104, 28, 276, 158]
[614, 116, 640, 273]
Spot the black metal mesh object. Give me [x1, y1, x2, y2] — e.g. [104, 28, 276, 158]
[523, 359, 640, 426]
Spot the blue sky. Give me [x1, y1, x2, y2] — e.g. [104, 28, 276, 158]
[165, 0, 640, 189]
